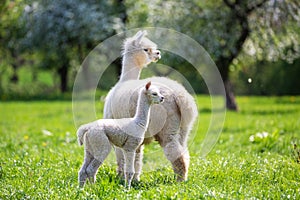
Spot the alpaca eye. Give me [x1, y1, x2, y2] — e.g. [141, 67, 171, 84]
[152, 92, 158, 96]
[143, 49, 149, 52]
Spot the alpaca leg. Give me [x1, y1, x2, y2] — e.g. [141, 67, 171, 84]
[115, 147, 125, 179]
[163, 140, 189, 181]
[78, 150, 93, 187]
[86, 144, 112, 184]
[86, 159, 102, 184]
[157, 114, 189, 181]
[86, 131, 112, 184]
[123, 151, 136, 188]
[177, 128, 190, 181]
[171, 149, 189, 182]
[133, 145, 144, 181]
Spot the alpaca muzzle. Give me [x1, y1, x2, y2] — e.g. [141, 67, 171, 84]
[153, 50, 161, 62]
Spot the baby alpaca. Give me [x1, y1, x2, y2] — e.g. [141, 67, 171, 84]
[77, 82, 164, 188]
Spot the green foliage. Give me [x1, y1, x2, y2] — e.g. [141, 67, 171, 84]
[0, 0, 26, 54]
[1, 0, 300, 96]
[22, 0, 118, 53]
[17, 0, 124, 92]
[1, 96, 300, 199]
[0, 65, 57, 100]
[126, 0, 300, 63]
[124, 0, 300, 97]
[247, 0, 300, 63]
[232, 58, 300, 95]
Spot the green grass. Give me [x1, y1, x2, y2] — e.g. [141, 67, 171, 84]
[1, 96, 300, 199]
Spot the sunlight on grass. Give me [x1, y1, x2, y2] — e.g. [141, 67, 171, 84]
[1, 96, 300, 199]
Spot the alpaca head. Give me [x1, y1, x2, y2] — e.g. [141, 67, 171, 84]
[144, 81, 164, 104]
[123, 31, 161, 68]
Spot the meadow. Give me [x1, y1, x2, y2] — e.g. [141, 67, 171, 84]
[0, 96, 300, 199]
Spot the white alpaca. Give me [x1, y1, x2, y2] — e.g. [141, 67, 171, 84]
[104, 31, 198, 181]
[77, 82, 164, 188]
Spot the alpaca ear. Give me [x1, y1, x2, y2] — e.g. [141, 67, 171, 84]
[134, 30, 147, 45]
[145, 81, 151, 90]
[133, 31, 143, 39]
[142, 30, 148, 36]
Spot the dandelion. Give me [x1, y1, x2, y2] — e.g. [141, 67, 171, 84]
[42, 142, 47, 147]
[24, 135, 29, 140]
[290, 96, 295, 103]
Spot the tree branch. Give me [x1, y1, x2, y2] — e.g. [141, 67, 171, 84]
[223, 0, 235, 9]
[223, 0, 245, 18]
[246, 0, 268, 13]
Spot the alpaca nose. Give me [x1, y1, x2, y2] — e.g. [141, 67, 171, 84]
[160, 96, 164, 102]
[155, 50, 161, 60]
[152, 50, 161, 62]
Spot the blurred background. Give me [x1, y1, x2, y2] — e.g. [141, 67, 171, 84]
[0, 0, 299, 110]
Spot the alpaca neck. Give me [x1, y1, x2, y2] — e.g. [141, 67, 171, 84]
[133, 91, 151, 129]
[119, 54, 142, 82]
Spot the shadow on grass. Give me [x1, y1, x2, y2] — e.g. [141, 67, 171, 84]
[131, 174, 177, 190]
[275, 97, 300, 104]
[102, 171, 177, 190]
[240, 108, 298, 116]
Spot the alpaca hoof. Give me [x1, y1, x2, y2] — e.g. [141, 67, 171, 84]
[117, 170, 125, 180]
[176, 175, 187, 182]
[131, 178, 140, 187]
[126, 184, 131, 189]
[133, 173, 141, 182]
[79, 181, 85, 188]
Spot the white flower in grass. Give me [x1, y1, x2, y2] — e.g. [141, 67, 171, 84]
[249, 131, 269, 142]
[42, 129, 53, 136]
[256, 131, 269, 139]
[249, 135, 255, 142]
[261, 131, 269, 138]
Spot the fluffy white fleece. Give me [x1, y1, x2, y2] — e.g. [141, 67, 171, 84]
[104, 30, 198, 181]
[77, 82, 164, 188]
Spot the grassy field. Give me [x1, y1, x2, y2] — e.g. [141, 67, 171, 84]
[1, 96, 300, 199]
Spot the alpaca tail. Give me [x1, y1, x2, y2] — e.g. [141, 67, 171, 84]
[77, 125, 89, 146]
[175, 93, 198, 146]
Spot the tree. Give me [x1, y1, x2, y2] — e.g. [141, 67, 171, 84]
[125, 0, 300, 110]
[22, 0, 122, 92]
[219, 0, 300, 109]
[0, 0, 26, 86]
[215, 0, 268, 110]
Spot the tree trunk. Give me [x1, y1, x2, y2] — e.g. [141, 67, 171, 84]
[115, 0, 127, 25]
[225, 80, 238, 111]
[10, 63, 19, 83]
[58, 62, 68, 93]
[30, 61, 38, 82]
[217, 59, 239, 111]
